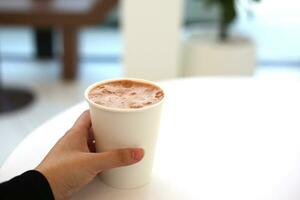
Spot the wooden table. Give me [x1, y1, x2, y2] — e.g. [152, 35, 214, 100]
[0, 0, 118, 80]
[1, 78, 300, 199]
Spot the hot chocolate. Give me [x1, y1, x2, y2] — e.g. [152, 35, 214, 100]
[88, 80, 164, 109]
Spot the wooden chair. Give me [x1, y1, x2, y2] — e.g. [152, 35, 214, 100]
[0, 0, 118, 80]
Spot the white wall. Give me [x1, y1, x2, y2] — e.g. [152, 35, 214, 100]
[122, 0, 184, 80]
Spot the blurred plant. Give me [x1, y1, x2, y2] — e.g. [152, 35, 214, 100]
[200, 0, 260, 41]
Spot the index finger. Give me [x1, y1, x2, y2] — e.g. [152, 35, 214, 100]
[72, 110, 91, 130]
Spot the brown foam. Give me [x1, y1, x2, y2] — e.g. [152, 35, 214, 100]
[88, 80, 164, 109]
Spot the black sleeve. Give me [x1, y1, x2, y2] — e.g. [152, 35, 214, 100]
[0, 170, 55, 200]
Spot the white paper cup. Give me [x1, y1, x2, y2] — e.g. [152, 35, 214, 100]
[84, 78, 164, 189]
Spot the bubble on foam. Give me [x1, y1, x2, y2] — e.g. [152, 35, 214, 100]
[155, 91, 163, 99]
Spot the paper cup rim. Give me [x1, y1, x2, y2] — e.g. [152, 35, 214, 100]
[84, 78, 165, 113]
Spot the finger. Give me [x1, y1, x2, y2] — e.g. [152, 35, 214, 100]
[87, 128, 96, 153]
[63, 111, 91, 151]
[72, 110, 91, 131]
[87, 148, 144, 173]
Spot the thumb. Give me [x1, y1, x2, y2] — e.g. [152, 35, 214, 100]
[86, 148, 144, 173]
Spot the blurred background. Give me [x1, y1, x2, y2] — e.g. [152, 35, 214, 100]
[0, 0, 299, 166]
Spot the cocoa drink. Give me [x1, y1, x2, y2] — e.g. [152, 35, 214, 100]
[88, 80, 164, 109]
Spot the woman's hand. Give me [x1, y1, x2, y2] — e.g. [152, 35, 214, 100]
[35, 110, 144, 200]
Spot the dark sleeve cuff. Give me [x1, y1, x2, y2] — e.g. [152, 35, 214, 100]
[0, 170, 55, 200]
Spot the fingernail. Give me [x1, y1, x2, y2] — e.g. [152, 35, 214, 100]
[131, 149, 144, 162]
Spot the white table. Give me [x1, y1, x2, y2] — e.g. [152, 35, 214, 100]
[1, 78, 300, 200]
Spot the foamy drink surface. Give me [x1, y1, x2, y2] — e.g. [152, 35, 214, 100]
[88, 80, 164, 109]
